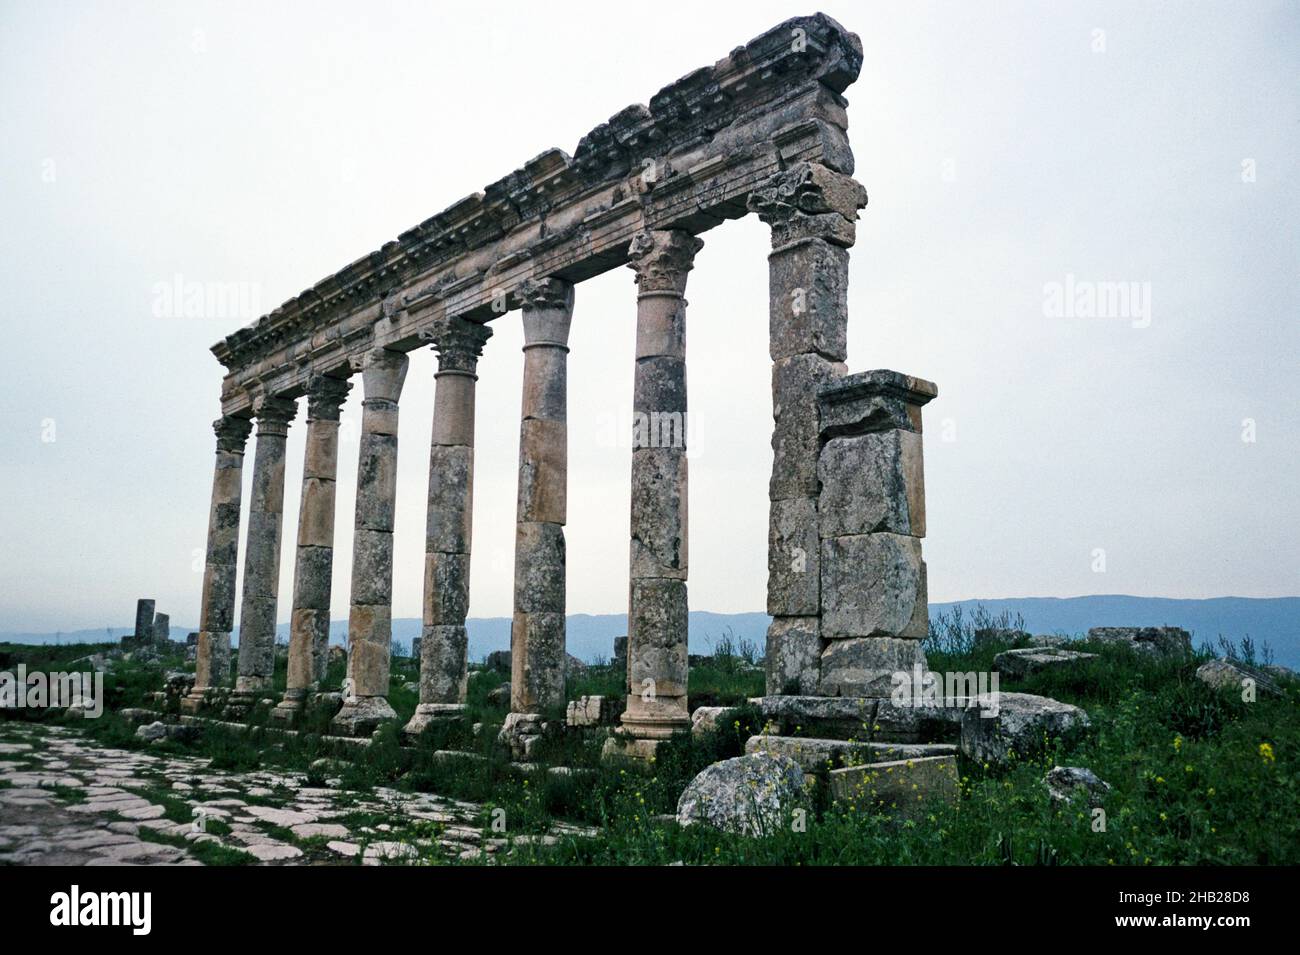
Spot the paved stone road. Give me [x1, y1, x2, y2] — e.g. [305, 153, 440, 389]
[0, 722, 583, 865]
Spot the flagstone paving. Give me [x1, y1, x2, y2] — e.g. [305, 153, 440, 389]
[0, 722, 590, 865]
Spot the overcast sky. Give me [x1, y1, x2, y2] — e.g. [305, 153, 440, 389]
[1, 0, 1296, 633]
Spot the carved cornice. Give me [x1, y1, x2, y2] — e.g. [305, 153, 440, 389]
[419, 316, 493, 374]
[305, 374, 351, 421]
[627, 230, 704, 294]
[213, 415, 253, 453]
[211, 14, 863, 414]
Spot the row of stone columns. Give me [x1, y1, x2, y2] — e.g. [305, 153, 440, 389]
[186, 168, 863, 748]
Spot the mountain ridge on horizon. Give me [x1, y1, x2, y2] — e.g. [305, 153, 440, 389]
[4, 594, 1297, 668]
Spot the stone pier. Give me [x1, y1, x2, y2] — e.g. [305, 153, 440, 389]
[229, 396, 298, 714]
[332, 348, 409, 737]
[183, 415, 252, 713]
[748, 161, 867, 697]
[274, 374, 350, 723]
[405, 316, 492, 739]
[607, 230, 703, 760]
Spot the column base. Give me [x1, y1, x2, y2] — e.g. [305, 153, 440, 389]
[179, 689, 207, 715]
[402, 703, 467, 742]
[498, 712, 548, 759]
[330, 696, 397, 737]
[270, 698, 304, 726]
[223, 690, 257, 721]
[618, 696, 690, 740]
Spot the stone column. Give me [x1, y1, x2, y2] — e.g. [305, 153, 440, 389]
[183, 415, 252, 714]
[747, 161, 867, 697]
[405, 315, 493, 739]
[229, 395, 298, 713]
[502, 277, 574, 748]
[608, 230, 702, 760]
[816, 371, 936, 694]
[273, 374, 350, 723]
[332, 347, 409, 736]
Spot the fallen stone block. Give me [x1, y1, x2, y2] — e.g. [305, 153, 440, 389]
[676, 753, 809, 836]
[828, 754, 959, 815]
[993, 647, 1097, 678]
[1086, 626, 1192, 658]
[960, 692, 1090, 766]
[1043, 766, 1111, 807]
[745, 734, 956, 772]
[1196, 659, 1281, 699]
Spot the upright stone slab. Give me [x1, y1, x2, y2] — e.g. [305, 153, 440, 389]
[133, 600, 156, 644]
[510, 278, 574, 717]
[230, 395, 298, 713]
[406, 315, 492, 740]
[748, 161, 866, 696]
[334, 347, 409, 737]
[815, 370, 937, 695]
[608, 230, 702, 760]
[274, 374, 350, 723]
[184, 415, 252, 713]
[152, 612, 170, 646]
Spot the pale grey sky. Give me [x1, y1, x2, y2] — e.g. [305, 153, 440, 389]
[1, 0, 1296, 633]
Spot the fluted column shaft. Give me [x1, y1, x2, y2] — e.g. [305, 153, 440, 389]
[510, 278, 574, 714]
[232, 396, 298, 704]
[332, 347, 409, 736]
[274, 375, 350, 720]
[615, 230, 703, 755]
[183, 415, 252, 713]
[405, 316, 493, 738]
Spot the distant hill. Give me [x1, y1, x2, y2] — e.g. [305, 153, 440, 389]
[4, 596, 1295, 667]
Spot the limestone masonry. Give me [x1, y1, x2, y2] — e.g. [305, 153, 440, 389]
[185, 13, 938, 757]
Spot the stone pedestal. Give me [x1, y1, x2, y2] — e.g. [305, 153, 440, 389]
[229, 396, 298, 716]
[405, 316, 492, 740]
[748, 161, 866, 697]
[815, 371, 936, 695]
[509, 278, 574, 717]
[333, 348, 409, 737]
[273, 375, 349, 724]
[611, 230, 702, 759]
[184, 416, 252, 714]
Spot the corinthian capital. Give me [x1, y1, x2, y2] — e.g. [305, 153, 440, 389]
[627, 230, 704, 294]
[517, 277, 574, 313]
[250, 394, 298, 434]
[747, 162, 868, 249]
[213, 415, 253, 453]
[419, 315, 493, 374]
[305, 374, 351, 421]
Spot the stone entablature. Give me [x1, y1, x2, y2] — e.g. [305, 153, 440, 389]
[211, 13, 862, 417]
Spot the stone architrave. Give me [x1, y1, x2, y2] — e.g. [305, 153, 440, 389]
[332, 348, 409, 736]
[609, 230, 702, 760]
[230, 395, 298, 711]
[405, 315, 493, 739]
[510, 278, 574, 716]
[748, 161, 867, 696]
[183, 415, 252, 713]
[273, 374, 350, 722]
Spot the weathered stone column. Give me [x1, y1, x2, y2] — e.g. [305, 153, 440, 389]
[273, 374, 350, 723]
[405, 315, 492, 739]
[332, 347, 409, 736]
[230, 395, 299, 713]
[747, 161, 867, 697]
[183, 415, 252, 714]
[608, 230, 703, 760]
[501, 277, 574, 751]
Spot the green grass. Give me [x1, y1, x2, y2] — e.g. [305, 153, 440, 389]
[6, 629, 1297, 865]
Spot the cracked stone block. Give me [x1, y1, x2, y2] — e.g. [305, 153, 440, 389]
[818, 636, 928, 697]
[764, 616, 823, 696]
[818, 430, 925, 538]
[821, 533, 928, 640]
